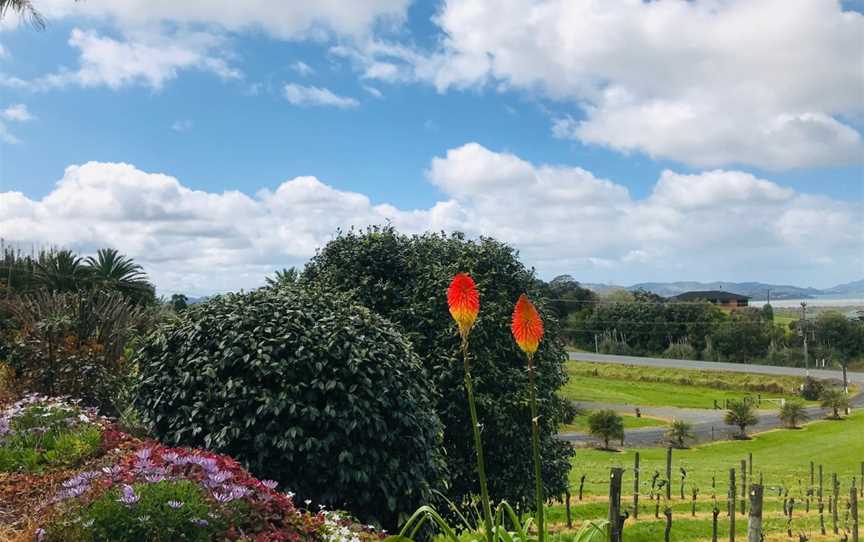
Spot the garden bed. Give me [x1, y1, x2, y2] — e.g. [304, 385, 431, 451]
[0, 394, 383, 542]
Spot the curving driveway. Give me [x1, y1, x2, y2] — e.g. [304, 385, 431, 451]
[559, 353, 863, 447]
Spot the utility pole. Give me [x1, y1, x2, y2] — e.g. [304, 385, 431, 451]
[800, 302, 809, 376]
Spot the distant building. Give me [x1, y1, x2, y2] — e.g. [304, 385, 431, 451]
[671, 290, 749, 308]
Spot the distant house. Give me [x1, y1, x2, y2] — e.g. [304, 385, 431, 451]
[671, 290, 749, 308]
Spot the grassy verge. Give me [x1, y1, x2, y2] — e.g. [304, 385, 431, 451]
[560, 361, 816, 409]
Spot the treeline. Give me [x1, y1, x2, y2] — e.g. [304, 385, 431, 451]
[538, 275, 864, 369]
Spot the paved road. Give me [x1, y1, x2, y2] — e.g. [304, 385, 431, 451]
[560, 353, 862, 447]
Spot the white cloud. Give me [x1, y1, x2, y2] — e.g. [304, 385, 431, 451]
[0, 103, 34, 144]
[2, 145, 860, 295]
[40, 29, 241, 90]
[1, 103, 33, 122]
[0, 124, 19, 144]
[348, 0, 864, 169]
[171, 120, 193, 132]
[291, 61, 314, 76]
[362, 85, 383, 98]
[283, 83, 358, 108]
[29, 0, 408, 40]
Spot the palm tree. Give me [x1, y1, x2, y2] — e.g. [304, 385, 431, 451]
[84, 248, 153, 303]
[724, 400, 758, 439]
[820, 388, 851, 419]
[666, 419, 694, 448]
[33, 249, 88, 292]
[778, 400, 809, 429]
[265, 267, 299, 288]
[0, 0, 46, 29]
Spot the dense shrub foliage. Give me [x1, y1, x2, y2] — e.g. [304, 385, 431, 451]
[302, 227, 574, 511]
[135, 285, 444, 527]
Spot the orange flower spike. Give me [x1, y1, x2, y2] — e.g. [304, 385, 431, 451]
[511, 294, 544, 356]
[448, 273, 480, 340]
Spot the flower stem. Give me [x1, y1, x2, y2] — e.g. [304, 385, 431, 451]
[528, 356, 545, 542]
[462, 340, 494, 542]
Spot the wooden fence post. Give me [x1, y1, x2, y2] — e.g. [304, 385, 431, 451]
[579, 474, 586, 501]
[729, 468, 736, 542]
[852, 483, 859, 542]
[692, 487, 699, 517]
[747, 484, 763, 542]
[786, 496, 795, 538]
[819, 464, 824, 503]
[664, 505, 673, 542]
[748, 453, 753, 476]
[666, 447, 673, 500]
[633, 452, 640, 519]
[819, 499, 826, 535]
[608, 467, 625, 542]
[565, 488, 572, 529]
[681, 468, 687, 500]
[740, 459, 747, 515]
[834, 472, 840, 535]
[712, 496, 720, 542]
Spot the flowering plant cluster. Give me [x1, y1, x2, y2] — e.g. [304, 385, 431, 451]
[0, 393, 104, 472]
[37, 440, 383, 542]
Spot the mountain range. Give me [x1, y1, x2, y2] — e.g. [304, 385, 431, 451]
[581, 279, 864, 300]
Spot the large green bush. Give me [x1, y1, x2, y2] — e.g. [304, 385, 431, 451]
[302, 227, 574, 511]
[134, 285, 443, 528]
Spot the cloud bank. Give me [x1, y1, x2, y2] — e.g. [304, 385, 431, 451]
[347, 0, 864, 169]
[2, 143, 860, 295]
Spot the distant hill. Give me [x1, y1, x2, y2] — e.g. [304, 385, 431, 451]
[581, 280, 864, 300]
[821, 279, 864, 297]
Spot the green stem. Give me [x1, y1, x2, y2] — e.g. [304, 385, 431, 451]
[462, 340, 494, 542]
[528, 358, 545, 542]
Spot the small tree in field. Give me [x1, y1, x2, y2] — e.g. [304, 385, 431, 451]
[724, 400, 758, 439]
[779, 400, 809, 429]
[820, 388, 850, 419]
[666, 420, 694, 448]
[587, 410, 624, 450]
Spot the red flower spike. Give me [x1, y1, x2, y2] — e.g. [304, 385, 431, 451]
[447, 273, 480, 340]
[511, 294, 543, 355]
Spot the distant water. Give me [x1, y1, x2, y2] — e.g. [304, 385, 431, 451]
[752, 297, 864, 308]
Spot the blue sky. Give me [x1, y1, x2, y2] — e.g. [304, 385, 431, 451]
[1, 1, 862, 295]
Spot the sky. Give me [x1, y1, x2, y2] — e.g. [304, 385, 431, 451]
[0, 0, 862, 296]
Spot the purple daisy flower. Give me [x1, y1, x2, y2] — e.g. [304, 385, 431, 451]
[118, 484, 140, 505]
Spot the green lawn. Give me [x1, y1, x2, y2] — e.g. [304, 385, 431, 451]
[566, 410, 864, 498]
[560, 412, 666, 433]
[560, 361, 813, 409]
[547, 411, 864, 541]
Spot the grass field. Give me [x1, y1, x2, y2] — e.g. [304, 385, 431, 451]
[545, 410, 864, 541]
[559, 361, 811, 409]
[560, 412, 667, 433]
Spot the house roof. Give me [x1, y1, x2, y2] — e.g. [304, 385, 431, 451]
[671, 290, 750, 302]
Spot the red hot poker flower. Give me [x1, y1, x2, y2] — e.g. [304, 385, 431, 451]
[447, 273, 480, 340]
[511, 294, 544, 356]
